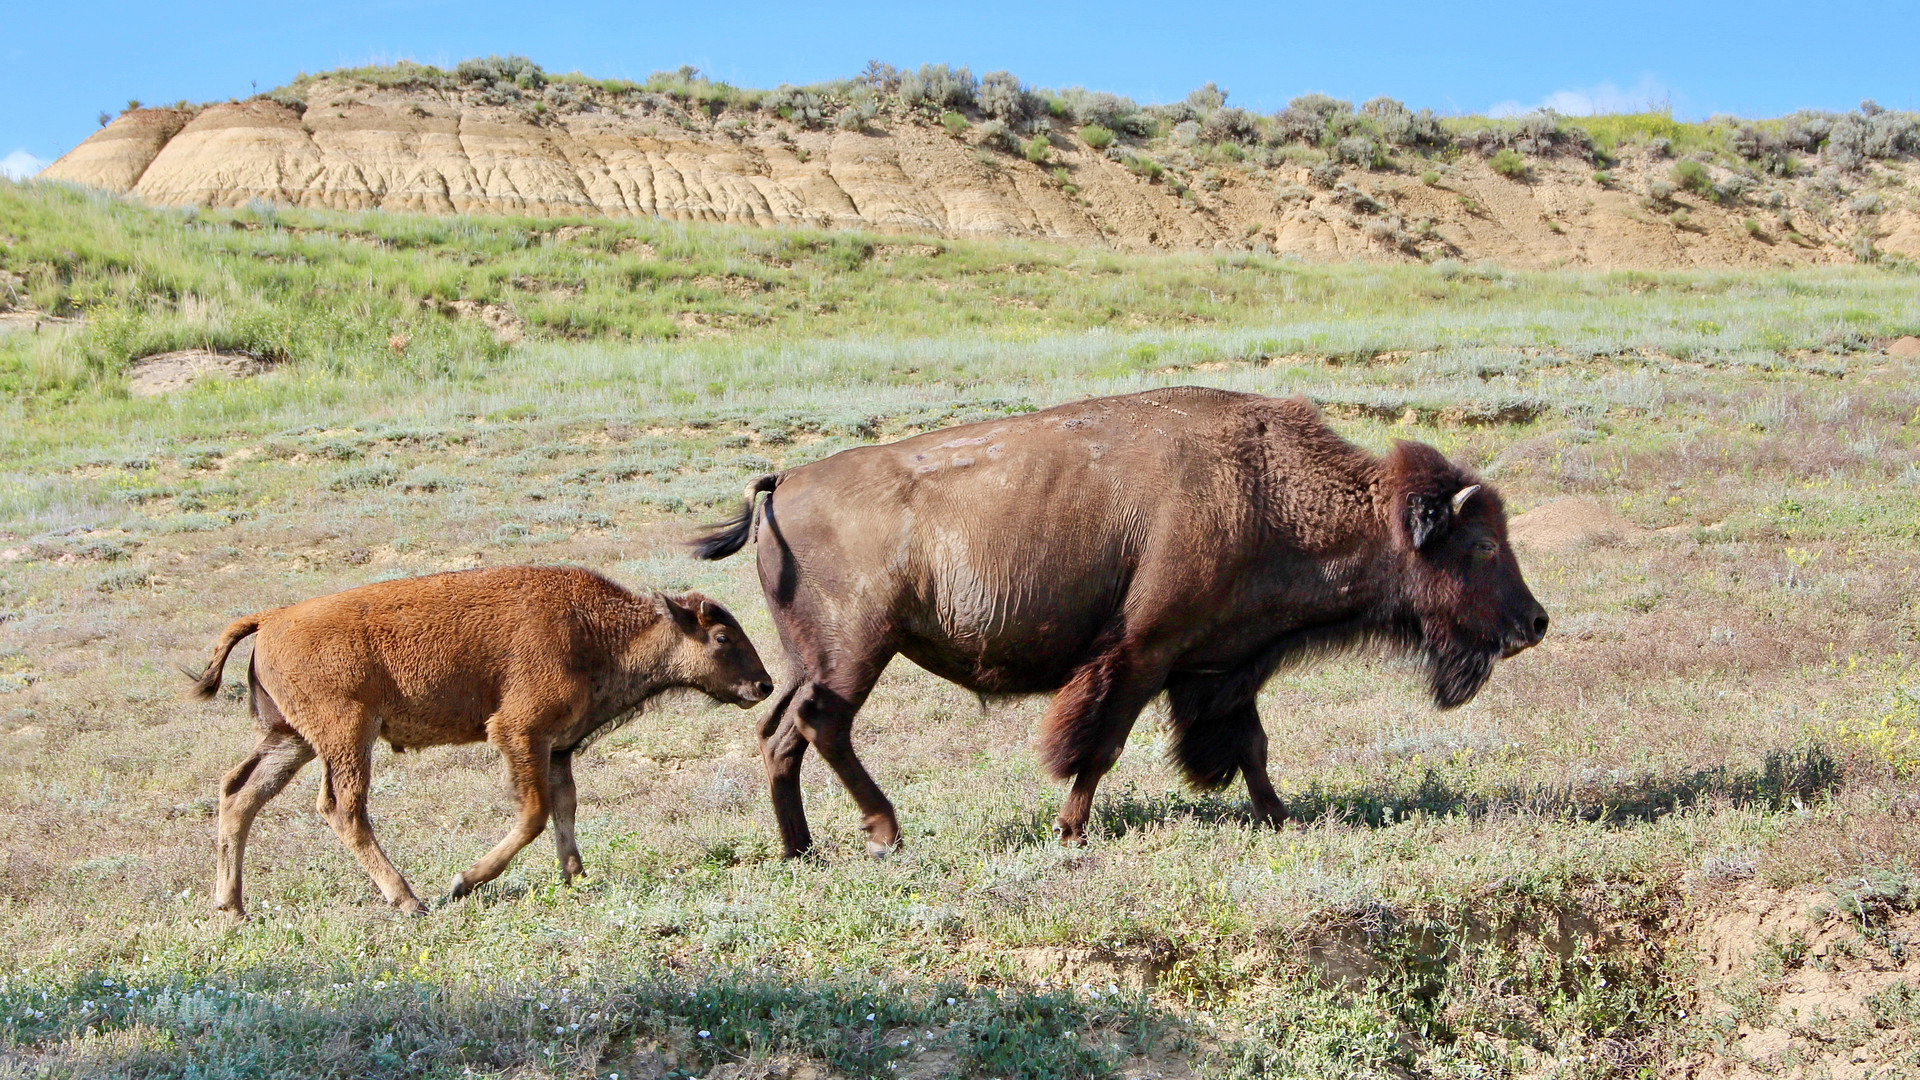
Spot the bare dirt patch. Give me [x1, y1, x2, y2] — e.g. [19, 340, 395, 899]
[125, 350, 273, 397]
[1507, 497, 1642, 552]
[1683, 884, 1920, 1078]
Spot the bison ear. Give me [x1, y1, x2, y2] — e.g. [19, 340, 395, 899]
[1407, 492, 1448, 551]
[655, 592, 696, 628]
[694, 597, 726, 627]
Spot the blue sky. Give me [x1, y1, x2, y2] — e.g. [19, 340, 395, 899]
[6, 0, 1918, 178]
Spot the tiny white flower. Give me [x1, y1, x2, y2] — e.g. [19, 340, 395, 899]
[698, 1030, 711, 1038]
[866, 1013, 875, 1021]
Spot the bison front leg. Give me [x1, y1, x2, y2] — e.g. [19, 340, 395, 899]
[1166, 677, 1286, 830]
[1039, 648, 1166, 846]
[451, 731, 554, 900]
[1223, 702, 1287, 829]
[549, 748, 584, 883]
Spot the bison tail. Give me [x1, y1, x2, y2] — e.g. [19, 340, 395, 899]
[691, 475, 778, 561]
[189, 615, 262, 699]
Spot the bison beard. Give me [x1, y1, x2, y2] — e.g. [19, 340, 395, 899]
[1426, 626, 1498, 710]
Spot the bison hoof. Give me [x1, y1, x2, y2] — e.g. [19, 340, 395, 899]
[396, 897, 428, 916]
[447, 873, 471, 900]
[212, 902, 247, 921]
[864, 839, 899, 859]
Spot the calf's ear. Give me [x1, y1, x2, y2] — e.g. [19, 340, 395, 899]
[655, 592, 696, 628]
[694, 597, 727, 628]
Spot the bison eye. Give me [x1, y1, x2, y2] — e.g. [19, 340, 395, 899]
[712, 631, 732, 645]
[1474, 538, 1499, 556]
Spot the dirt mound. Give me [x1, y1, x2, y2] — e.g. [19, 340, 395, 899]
[1507, 498, 1642, 551]
[1683, 883, 1920, 1078]
[1888, 336, 1920, 359]
[126, 349, 272, 396]
[37, 82, 1920, 268]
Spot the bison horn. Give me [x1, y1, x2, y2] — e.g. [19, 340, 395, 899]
[1451, 484, 1481, 515]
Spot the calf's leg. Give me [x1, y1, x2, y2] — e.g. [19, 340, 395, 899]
[450, 729, 554, 898]
[313, 735, 425, 914]
[213, 728, 314, 917]
[549, 748, 584, 883]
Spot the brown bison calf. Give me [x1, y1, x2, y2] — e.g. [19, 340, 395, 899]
[192, 565, 772, 916]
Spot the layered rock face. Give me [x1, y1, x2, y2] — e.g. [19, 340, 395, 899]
[39, 81, 1920, 268]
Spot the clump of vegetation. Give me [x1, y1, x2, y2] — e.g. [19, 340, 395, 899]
[1489, 147, 1530, 179]
[1670, 158, 1714, 197]
[1023, 134, 1052, 164]
[454, 54, 545, 90]
[1078, 123, 1115, 150]
[899, 63, 976, 109]
[939, 110, 969, 135]
[975, 70, 1039, 124]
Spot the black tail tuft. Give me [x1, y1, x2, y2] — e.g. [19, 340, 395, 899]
[691, 475, 778, 560]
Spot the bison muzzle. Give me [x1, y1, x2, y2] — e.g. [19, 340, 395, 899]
[695, 387, 1547, 857]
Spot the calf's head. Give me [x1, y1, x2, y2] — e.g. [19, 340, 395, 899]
[1386, 442, 1549, 709]
[652, 592, 774, 706]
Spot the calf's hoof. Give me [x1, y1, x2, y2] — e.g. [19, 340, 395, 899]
[212, 901, 247, 921]
[395, 897, 428, 917]
[447, 873, 473, 901]
[864, 838, 901, 859]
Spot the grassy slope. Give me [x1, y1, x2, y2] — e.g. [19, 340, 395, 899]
[2, 181, 1920, 1077]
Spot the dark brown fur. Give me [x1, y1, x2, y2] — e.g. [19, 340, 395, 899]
[695, 387, 1546, 856]
[194, 565, 771, 916]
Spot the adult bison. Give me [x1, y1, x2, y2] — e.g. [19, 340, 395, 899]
[695, 387, 1546, 857]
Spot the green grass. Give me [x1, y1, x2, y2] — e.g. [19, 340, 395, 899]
[3, 182, 1920, 1076]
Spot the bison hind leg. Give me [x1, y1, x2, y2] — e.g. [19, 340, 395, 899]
[1036, 647, 1134, 782]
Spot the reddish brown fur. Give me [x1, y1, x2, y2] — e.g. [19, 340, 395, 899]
[195, 565, 771, 917]
[696, 388, 1546, 856]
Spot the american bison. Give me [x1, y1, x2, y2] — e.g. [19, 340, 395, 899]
[695, 387, 1546, 857]
[192, 565, 772, 916]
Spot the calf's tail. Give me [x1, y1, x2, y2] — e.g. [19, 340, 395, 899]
[189, 615, 263, 699]
[692, 475, 778, 560]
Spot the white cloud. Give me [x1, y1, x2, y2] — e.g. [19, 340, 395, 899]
[1, 150, 50, 181]
[1489, 76, 1672, 118]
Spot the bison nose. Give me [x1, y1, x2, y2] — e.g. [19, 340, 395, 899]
[1531, 611, 1550, 641]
